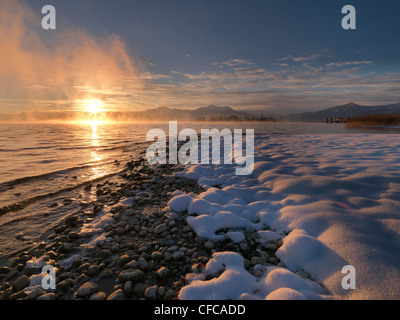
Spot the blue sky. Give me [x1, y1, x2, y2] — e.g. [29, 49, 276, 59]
[2, 0, 400, 113]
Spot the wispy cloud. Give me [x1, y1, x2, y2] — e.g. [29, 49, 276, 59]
[212, 59, 254, 68]
[1, 1, 399, 115]
[325, 61, 372, 68]
[277, 49, 331, 63]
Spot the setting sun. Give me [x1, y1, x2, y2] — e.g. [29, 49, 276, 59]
[86, 99, 103, 113]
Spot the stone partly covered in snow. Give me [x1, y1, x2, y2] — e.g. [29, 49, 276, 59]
[179, 252, 328, 300]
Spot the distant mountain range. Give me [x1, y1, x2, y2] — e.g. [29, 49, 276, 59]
[278, 102, 400, 122]
[2, 102, 400, 123]
[0, 105, 270, 122]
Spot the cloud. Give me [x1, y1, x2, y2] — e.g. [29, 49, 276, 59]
[277, 49, 330, 63]
[0, 0, 142, 112]
[325, 61, 372, 68]
[212, 59, 254, 68]
[1, 2, 399, 115]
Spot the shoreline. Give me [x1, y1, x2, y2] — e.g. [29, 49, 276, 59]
[0, 158, 286, 300]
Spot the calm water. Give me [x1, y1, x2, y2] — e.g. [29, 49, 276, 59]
[0, 121, 395, 260]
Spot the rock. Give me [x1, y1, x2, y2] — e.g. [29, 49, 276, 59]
[124, 260, 138, 269]
[171, 251, 184, 260]
[76, 281, 100, 297]
[75, 274, 90, 288]
[118, 269, 145, 283]
[268, 257, 278, 264]
[133, 283, 147, 298]
[98, 249, 113, 259]
[164, 289, 176, 300]
[154, 224, 168, 234]
[13, 275, 30, 292]
[158, 286, 166, 298]
[98, 268, 113, 279]
[167, 245, 179, 253]
[251, 256, 263, 265]
[151, 252, 163, 261]
[58, 279, 74, 292]
[137, 258, 149, 271]
[253, 268, 264, 278]
[87, 265, 99, 276]
[107, 289, 126, 300]
[0, 267, 11, 275]
[68, 231, 80, 239]
[124, 209, 135, 216]
[124, 281, 133, 295]
[9, 290, 27, 300]
[25, 286, 46, 300]
[37, 293, 56, 300]
[260, 251, 269, 262]
[59, 243, 74, 253]
[204, 241, 215, 250]
[157, 267, 171, 280]
[47, 251, 57, 259]
[118, 254, 131, 267]
[239, 242, 250, 252]
[144, 285, 158, 300]
[89, 292, 107, 300]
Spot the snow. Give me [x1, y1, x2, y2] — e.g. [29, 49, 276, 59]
[226, 231, 246, 243]
[179, 252, 328, 300]
[168, 194, 193, 213]
[177, 134, 400, 300]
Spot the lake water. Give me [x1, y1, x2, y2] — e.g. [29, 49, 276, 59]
[0, 121, 396, 260]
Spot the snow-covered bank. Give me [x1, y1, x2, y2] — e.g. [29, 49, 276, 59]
[173, 134, 400, 300]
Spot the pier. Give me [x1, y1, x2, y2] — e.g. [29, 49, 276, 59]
[326, 117, 349, 123]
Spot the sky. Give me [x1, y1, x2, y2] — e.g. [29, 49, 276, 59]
[1, 0, 400, 114]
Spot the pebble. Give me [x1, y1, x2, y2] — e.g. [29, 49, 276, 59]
[76, 281, 100, 297]
[157, 267, 171, 280]
[0, 267, 11, 275]
[171, 251, 184, 260]
[13, 275, 30, 292]
[0, 161, 290, 302]
[89, 292, 107, 300]
[124, 260, 138, 269]
[118, 269, 145, 283]
[144, 285, 158, 300]
[118, 254, 131, 267]
[123, 281, 133, 295]
[137, 258, 149, 271]
[25, 286, 46, 300]
[107, 289, 126, 300]
[204, 241, 215, 250]
[154, 224, 168, 234]
[151, 252, 163, 261]
[37, 293, 56, 300]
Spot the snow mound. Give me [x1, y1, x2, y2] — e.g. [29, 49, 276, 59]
[168, 194, 193, 213]
[177, 134, 400, 299]
[179, 252, 327, 300]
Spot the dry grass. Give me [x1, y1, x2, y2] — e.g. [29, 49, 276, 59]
[346, 114, 400, 128]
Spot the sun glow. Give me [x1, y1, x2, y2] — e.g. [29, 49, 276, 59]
[86, 99, 103, 114]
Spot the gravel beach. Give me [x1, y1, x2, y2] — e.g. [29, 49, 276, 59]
[0, 158, 284, 300]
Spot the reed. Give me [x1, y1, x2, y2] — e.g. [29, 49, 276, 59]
[346, 114, 400, 128]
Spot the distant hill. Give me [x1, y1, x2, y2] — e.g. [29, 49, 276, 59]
[279, 102, 400, 122]
[0, 105, 270, 122]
